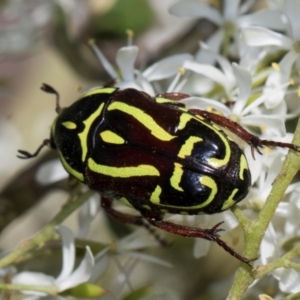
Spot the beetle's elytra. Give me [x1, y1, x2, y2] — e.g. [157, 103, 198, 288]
[18, 84, 300, 265]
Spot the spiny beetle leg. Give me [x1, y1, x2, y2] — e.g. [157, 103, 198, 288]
[101, 198, 169, 246]
[191, 109, 300, 158]
[17, 139, 50, 159]
[141, 210, 256, 266]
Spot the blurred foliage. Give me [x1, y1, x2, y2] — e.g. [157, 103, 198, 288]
[91, 0, 154, 39]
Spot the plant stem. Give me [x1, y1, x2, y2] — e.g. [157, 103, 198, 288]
[0, 188, 94, 269]
[228, 120, 300, 299]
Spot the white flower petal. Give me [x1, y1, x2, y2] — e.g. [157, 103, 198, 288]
[116, 46, 138, 82]
[181, 97, 231, 116]
[121, 251, 172, 267]
[276, 202, 289, 217]
[263, 50, 298, 109]
[244, 146, 262, 184]
[241, 26, 293, 48]
[169, 0, 223, 25]
[142, 54, 192, 81]
[55, 226, 75, 282]
[241, 115, 286, 136]
[196, 30, 224, 63]
[274, 268, 300, 293]
[260, 223, 277, 264]
[36, 159, 68, 185]
[183, 60, 231, 93]
[90, 247, 110, 282]
[224, 0, 240, 20]
[90, 42, 118, 79]
[232, 63, 252, 114]
[116, 229, 158, 252]
[56, 246, 94, 291]
[200, 42, 236, 86]
[193, 238, 210, 259]
[239, 9, 284, 31]
[284, 0, 300, 41]
[220, 210, 239, 229]
[115, 80, 143, 90]
[77, 194, 100, 238]
[12, 272, 54, 296]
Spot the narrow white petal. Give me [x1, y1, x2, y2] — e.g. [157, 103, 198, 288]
[57, 246, 94, 292]
[116, 46, 138, 82]
[232, 63, 252, 115]
[116, 229, 158, 252]
[183, 60, 231, 93]
[274, 268, 300, 293]
[260, 224, 277, 264]
[263, 50, 298, 109]
[90, 247, 110, 283]
[277, 202, 289, 217]
[224, 0, 240, 20]
[90, 43, 118, 78]
[142, 54, 192, 81]
[181, 96, 231, 116]
[12, 272, 54, 296]
[122, 251, 172, 267]
[55, 226, 75, 282]
[284, 0, 300, 41]
[239, 10, 284, 31]
[77, 194, 99, 238]
[241, 26, 293, 48]
[200, 42, 235, 85]
[12, 271, 54, 286]
[196, 30, 224, 64]
[169, 0, 223, 25]
[193, 239, 210, 259]
[220, 211, 239, 229]
[243, 146, 262, 184]
[36, 159, 68, 185]
[241, 115, 286, 136]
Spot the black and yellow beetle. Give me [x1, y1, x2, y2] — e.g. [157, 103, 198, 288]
[18, 84, 300, 265]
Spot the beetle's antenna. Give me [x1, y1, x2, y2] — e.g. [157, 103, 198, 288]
[17, 139, 50, 159]
[40, 83, 61, 114]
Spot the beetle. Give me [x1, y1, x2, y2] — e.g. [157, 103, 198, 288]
[18, 84, 300, 265]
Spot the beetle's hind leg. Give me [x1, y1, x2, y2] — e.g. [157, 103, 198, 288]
[191, 109, 300, 158]
[141, 210, 256, 266]
[101, 197, 169, 246]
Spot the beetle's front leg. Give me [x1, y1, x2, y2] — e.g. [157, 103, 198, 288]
[191, 109, 300, 158]
[141, 210, 255, 266]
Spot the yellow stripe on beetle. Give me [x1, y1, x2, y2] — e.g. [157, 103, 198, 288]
[88, 158, 160, 177]
[100, 130, 125, 144]
[58, 151, 84, 182]
[78, 102, 105, 162]
[62, 121, 77, 129]
[221, 188, 239, 210]
[150, 175, 217, 210]
[81, 87, 116, 98]
[170, 162, 184, 191]
[177, 136, 203, 158]
[239, 154, 248, 180]
[107, 101, 176, 141]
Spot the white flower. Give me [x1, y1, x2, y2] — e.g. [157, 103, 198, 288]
[241, 0, 300, 108]
[170, 0, 284, 61]
[180, 61, 291, 182]
[89, 40, 192, 95]
[89, 228, 171, 298]
[12, 226, 94, 298]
